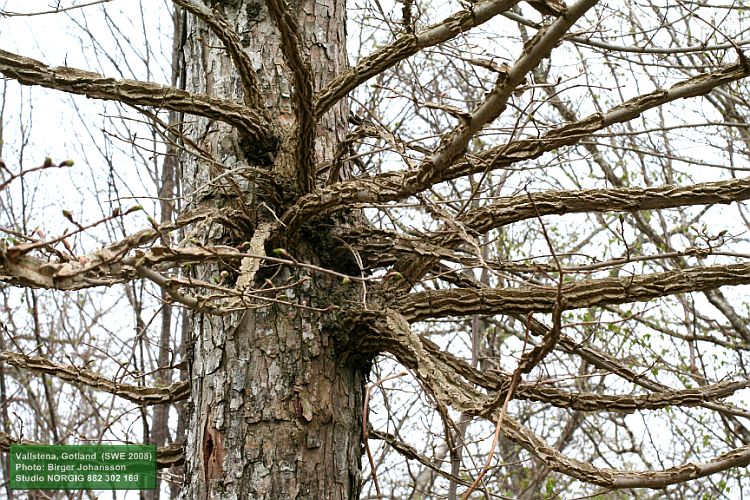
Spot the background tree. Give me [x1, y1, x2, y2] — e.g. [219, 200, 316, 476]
[1, 0, 750, 498]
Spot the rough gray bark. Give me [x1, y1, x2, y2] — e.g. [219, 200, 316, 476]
[177, 1, 363, 498]
[181, 267, 365, 498]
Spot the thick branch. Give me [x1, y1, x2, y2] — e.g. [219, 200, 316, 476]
[464, 59, 750, 179]
[315, 0, 519, 117]
[354, 312, 750, 414]
[420, 339, 750, 413]
[280, 59, 750, 236]
[356, 309, 750, 489]
[156, 442, 185, 469]
[0, 352, 189, 405]
[340, 227, 741, 278]
[415, 0, 598, 186]
[460, 176, 750, 234]
[173, 0, 266, 112]
[398, 262, 750, 321]
[266, 0, 316, 193]
[494, 410, 750, 489]
[0, 206, 242, 291]
[526, 315, 750, 420]
[0, 49, 276, 147]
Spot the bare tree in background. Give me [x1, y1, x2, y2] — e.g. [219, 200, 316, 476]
[2, 0, 750, 497]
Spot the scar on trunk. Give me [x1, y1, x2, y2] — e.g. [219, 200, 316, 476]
[203, 419, 226, 481]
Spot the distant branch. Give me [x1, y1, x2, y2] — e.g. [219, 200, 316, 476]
[503, 9, 750, 55]
[369, 428, 470, 487]
[0, 157, 73, 192]
[0, 0, 112, 17]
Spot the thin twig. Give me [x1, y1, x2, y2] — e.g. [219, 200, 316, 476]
[461, 314, 532, 499]
[363, 371, 408, 497]
[0, 0, 112, 17]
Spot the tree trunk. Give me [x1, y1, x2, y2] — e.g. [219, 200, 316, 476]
[178, 1, 363, 498]
[182, 268, 365, 499]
